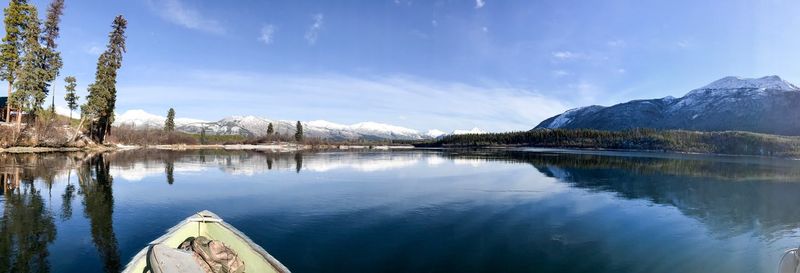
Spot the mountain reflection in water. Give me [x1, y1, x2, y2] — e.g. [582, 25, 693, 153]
[1, 149, 800, 272]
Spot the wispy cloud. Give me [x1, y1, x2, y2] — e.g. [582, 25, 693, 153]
[117, 71, 570, 132]
[676, 40, 691, 48]
[85, 44, 103, 55]
[305, 13, 324, 45]
[150, 0, 224, 34]
[552, 51, 583, 60]
[258, 24, 276, 45]
[475, 0, 486, 9]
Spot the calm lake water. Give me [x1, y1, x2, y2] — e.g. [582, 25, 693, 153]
[3, 149, 800, 273]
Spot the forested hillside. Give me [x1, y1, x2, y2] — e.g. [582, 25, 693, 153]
[417, 128, 800, 157]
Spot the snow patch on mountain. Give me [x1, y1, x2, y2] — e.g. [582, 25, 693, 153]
[426, 129, 446, 138]
[115, 110, 167, 127]
[307, 120, 349, 130]
[541, 105, 604, 129]
[351, 122, 418, 134]
[544, 107, 586, 128]
[697, 75, 799, 91]
[55, 105, 76, 118]
[452, 127, 488, 135]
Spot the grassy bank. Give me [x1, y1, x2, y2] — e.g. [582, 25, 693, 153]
[416, 128, 800, 158]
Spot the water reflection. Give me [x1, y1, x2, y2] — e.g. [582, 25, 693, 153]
[103, 150, 433, 180]
[295, 153, 303, 173]
[77, 155, 120, 273]
[165, 160, 175, 185]
[100, 149, 800, 240]
[4, 149, 800, 272]
[449, 150, 800, 239]
[0, 181, 57, 273]
[60, 182, 75, 221]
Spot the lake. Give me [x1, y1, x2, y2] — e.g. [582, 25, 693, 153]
[2, 148, 800, 273]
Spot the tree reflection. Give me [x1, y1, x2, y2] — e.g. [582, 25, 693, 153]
[78, 155, 121, 273]
[448, 150, 800, 239]
[0, 181, 57, 273]
[60, 183, 75, 221]
[295, 153, 303, 173]
[165, 160, 175, 185]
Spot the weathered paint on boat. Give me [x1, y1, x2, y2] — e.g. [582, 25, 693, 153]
[122, 210, 290, 273]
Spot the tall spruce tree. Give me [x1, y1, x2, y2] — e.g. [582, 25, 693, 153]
[11, 4, 48, 122]
[0, 0, 27, 122]
[164, 108, 175, 132]
[267, 122, 274, 135]
[42, 0, 64, 113]
[63, 75, 77, 119]
[295, 121, 303, 142]
[82, 15, 127, 143]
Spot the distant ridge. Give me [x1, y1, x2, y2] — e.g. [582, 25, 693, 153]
[535, 75, 800, 136]
[114, 110, 486, 141]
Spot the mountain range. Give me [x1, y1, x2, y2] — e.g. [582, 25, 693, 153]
[535, 75, 800, 136]
[113, 110, 487, 141]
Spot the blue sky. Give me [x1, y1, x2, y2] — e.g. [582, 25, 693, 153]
[8, 0, 800, 132]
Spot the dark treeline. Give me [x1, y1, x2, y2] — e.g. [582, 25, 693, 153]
[418, 128, 800, 158]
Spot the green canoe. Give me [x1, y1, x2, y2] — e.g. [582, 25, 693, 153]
[122, 210, 291, 273]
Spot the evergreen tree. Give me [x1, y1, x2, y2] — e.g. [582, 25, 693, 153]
[164, 108, 175, 132]
[199, 127, 207, 144]
[0, 0, 28, 122]
[63, 75, 77, 119]
[294, 121, 303, 142]
[82, 15, 127, 143]
[41, 0, 63, 50]
[267, 122, 274, 135]
[42, 0, 64, 113]
[11, 4, 49, 120]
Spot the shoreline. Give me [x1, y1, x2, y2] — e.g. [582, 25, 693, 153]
[0, 143, 417, 153]
[0, 145, 117, 153]
[2, 143, 797, 161]
[424, 145, 800, 160]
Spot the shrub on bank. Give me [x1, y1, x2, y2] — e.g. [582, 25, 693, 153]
[107, 125, 199, 145]
[0, 112, 81, 148]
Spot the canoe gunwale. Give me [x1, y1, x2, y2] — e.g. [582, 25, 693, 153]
[122, 210, 291, 273]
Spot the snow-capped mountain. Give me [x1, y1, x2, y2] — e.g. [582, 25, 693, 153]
[425, 129, 447, 138]
[115, 109, 206, 128]
[696, 75, 798, 91]
[114, 110, 448, 140]
[535, 75, 800, 135]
